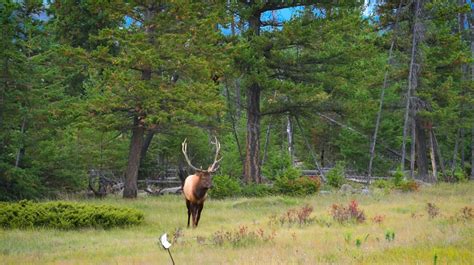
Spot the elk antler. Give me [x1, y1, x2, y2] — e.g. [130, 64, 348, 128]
[182, 138, 202, 172]
[208, 136, 223, 172]
[181, 137, 223, 173]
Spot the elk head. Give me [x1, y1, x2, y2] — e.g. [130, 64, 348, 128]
[181, 137, 222, 228]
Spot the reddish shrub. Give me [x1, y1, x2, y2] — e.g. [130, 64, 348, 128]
[399, 180, 420, 192]
[274, 204, 314, 226]
[372, 215, 385, 224]
[426, 202, 440, 219]
[331, 200, 365, 224]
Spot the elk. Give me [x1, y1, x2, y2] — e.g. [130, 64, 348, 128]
[181, 137, 222, 228]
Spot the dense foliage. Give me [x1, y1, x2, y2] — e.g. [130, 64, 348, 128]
[209, 175, 242, 199]
[0, 200, 144, 229]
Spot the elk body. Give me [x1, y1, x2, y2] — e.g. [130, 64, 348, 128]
[181, 138, 222, 228]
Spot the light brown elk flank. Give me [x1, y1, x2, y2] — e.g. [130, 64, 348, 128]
[181, 137, 222, 228]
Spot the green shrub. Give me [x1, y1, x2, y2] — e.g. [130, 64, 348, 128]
[280, 166, 301, 180]
[209, 175, 242, 199]
[0, 200, 144, 229]
[0, 167, 44, 201]
[275, 176, 321, 196]
[326, 162, 345, 188]
[372, 179, 394, 189]
[392, 167, 405, 186]
[453, 167, 467, 182]
[262, 153, 292, 180]
[399, 180, 420, 192]
[241, 184, 274, 197]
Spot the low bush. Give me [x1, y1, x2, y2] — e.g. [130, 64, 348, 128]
[274, 176, 321, 196]
[453, 167, 468, 182]
[372, 170, 419, 192]
[211, 225, 276, 247]
[399, 180, 420, 192]
[241, 184, 274, 197]
[326, 162, 345, 188]
[392, 167, 405, 186]
[426, 202, 440, 219]
[0, 200, 144, 229]
[269, 204, 314, 226]
[371, 214, 385, 224]
[209, 175, 242, 199]
[331, 200, 365, 224]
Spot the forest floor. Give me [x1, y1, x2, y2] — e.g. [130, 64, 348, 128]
[0, 182, 473, 264]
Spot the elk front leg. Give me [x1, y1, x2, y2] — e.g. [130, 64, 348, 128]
[186, 199, 191, 228]
[196, 203, 204, 227]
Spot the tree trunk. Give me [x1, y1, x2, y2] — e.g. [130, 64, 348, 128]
[432, 129, 446, 177]
[140, 130, 155, 161]
[244, 84, 261, 183]
[261, 119, 272, 166]
[287, 115, 294, 164]
[295, 116, 325, 181]
[243, 12, 262, 183]
[410, 117, 416, 178]
[225, 85, 243, 162]
[471, 125, 474, 180]
[235, 78, 242, 120]
[415, 117, 429, 181]
[429, 128, 437, 183]
[471, 2, 474, 180]
[14, 117, 27, 168]
[401, 0, 423, 171]
[368, 0, 403, 177]
[123, 116, 145, 198]
[451, 129, 459, 171]
[460, 128, 465, 169]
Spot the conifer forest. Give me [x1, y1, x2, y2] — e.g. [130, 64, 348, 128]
[1, 1, 474, 264]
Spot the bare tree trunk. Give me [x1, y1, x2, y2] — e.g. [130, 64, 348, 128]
[235, 79, 242, 120]
[460, 128, 465, 169]
[471, 1, 474, 180]
[123, 116, 145, 198]
[456, 0, 469, 177]
[432, 129, 446, 177]
[401, 0, 423, 171]
[225, 85, 243, 162]
[415, 117, 429, 181]
[295, 116, 325, 181]
[452, 129, 459, 171]
[140, 130, 155, 160]
[410, 117, 416, 178]
[287, 115, 294, 165]
[14, 117, 27, 168]
[261, 119, 272, 166]
[471, 125, 474, 180]
[368, 0, 403, 177]
[429, 127, 437, 183]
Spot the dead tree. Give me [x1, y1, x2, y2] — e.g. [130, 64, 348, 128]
[368, 0, 403, 177]
[401, 0, 425, 172]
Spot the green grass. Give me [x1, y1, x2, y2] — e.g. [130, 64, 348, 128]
[0, 183, 473, 264]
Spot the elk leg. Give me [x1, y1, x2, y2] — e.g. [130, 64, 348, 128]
[192, 204, 199, 228]
[195, 203, 204, 227]
[186, 199, 191, 228]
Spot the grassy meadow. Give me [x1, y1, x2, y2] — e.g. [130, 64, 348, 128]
[0, 182, 473, 265]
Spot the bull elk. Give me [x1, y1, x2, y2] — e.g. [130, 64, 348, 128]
[181, 137, 222, 228]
